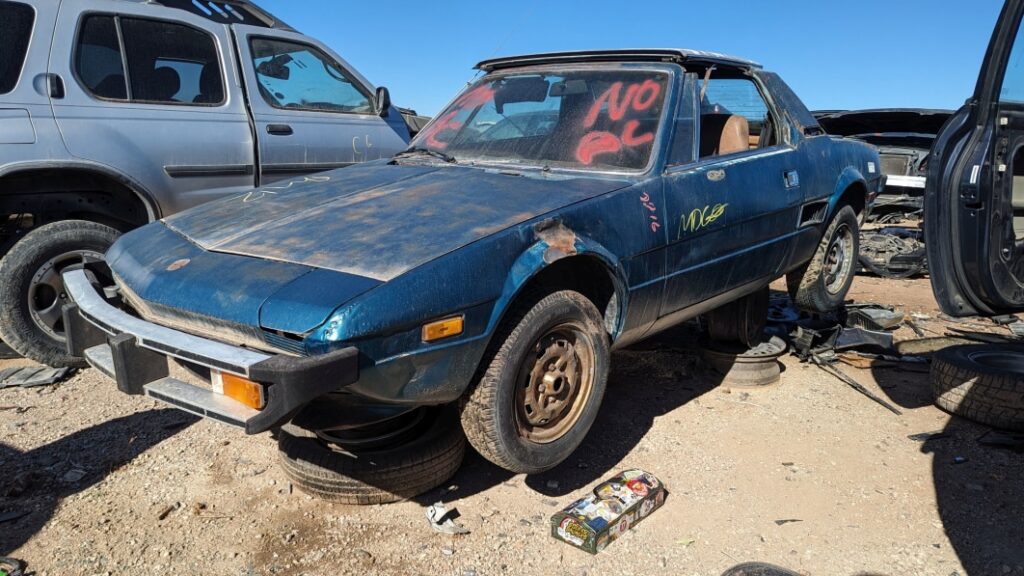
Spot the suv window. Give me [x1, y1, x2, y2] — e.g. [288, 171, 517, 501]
[698, 77, 777, 158]
[75, 15, 224, 105]
[249, 37, 373, 114]
[0, 1, 35, 95]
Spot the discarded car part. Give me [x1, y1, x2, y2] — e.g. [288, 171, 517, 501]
[858, 228, 928, 279]
[0, 221, 119, 367]
[0, 557, 26, 576]
[550, 469, 666, 554]
[931, 345, 1024, 431]
[895, 337, 976, 358]
[810, 354, 902, 415]
[787, 206, 860, 313]
[845, 306, 905, 331]
[700, 336, 787, 387]
[426, 501, 471, 535]
[706, 287, 769, 348]
[0, 366, 73, 389]
[834, 327, 896, 354]
[720, 562, 802, 576]
[461, 291, 609, 474]
[277, 406, 465, 505]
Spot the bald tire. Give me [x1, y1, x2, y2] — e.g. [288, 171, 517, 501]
[277, 406, 466, 505]
[460, 290, 609, 475]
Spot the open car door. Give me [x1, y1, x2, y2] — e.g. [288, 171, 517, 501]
[926, 0, 1024, 317]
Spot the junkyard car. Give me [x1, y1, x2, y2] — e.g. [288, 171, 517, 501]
[816, 109, 953, 278]
[64, 49, 883, 499]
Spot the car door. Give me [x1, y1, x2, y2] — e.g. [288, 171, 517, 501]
[232, 25, 409, 184]
[48, 0, 256, 216]
[926, 0, 1024, 317]
[656, 71, 803, 324]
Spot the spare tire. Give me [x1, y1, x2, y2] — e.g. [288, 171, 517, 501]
[278, 406, 465, 504]
[931, 345, 1024, 431]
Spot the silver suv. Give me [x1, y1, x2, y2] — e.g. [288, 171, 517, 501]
[0, 0, 417, 366]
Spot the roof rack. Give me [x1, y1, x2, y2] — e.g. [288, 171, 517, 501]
[476, 49, 761, 72]
[148, 0, 295, 31]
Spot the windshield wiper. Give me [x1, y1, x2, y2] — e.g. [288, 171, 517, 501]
[392, 147, 457, 164]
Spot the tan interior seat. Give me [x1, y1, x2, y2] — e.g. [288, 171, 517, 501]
[700, 114, 751, 158]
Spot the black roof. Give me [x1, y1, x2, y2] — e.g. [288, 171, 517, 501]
[476, 49, 762, 72]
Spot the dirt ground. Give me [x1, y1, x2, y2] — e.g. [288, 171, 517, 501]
[1, 275, 1023, 576]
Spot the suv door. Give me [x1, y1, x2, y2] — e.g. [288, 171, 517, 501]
[656, 71, 804, 324]
[232, 25, 409, 184]
[926, 0, 1024, 316]
[48, 0, 255, 215]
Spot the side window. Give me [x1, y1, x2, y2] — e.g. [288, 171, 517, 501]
[249, 37, 374, 114]
[74, 15, 224, 105]
[120, 18, 223, 104]
[698, 77, 777, 159]
[1001, 15, 1024, 102]
[0, 0, 34, 95]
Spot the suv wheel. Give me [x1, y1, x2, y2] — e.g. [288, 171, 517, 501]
[787, 205, 859, 313]
[0, 220, 120, 367]
[460, 290, 609, 474]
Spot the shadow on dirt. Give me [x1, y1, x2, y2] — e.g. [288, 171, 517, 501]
[869, 363, 1024, 575]
[426, 321, 727, 504]
[0, 408, 198, 555]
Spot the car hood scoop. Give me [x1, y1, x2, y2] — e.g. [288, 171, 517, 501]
[164, 162, 628, 281]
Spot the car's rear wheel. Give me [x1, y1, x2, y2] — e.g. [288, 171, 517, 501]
[0, 220, 119, 367]
[277, 406, 466, 504]
[460, 290, 609, 474]
[787, 205, 859, 313]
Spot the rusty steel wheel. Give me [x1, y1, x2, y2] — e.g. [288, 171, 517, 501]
[461, 290, 609, 474]
[514, 323, 597, 444]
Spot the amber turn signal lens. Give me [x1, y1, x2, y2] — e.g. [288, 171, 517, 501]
[422, 315, 464, 342]
[213, 371, 265, 410]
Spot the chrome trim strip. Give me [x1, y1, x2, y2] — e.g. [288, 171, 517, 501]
[885, 175, 926, 189]
[63, 269, 271, 376]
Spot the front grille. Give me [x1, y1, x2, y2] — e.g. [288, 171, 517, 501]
[114, 274, 299, 356]
[880, 154, 912, 176]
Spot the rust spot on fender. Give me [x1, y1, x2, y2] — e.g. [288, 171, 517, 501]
[535, 220, 578, 264]
[166, 258, 190, 272]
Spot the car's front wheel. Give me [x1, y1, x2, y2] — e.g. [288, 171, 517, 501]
[460, 290, 609, 474]
[787, 205, 860, 313]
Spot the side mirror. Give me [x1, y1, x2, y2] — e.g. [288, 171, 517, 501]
[376, 86, 391, 118]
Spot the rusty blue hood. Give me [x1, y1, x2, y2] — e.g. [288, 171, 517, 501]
[164, 162, 628, 281]
[112, 162, 628, 338]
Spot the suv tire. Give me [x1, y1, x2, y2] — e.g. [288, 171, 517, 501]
[460, 290, 609, 474]
[277, 406, 466, 504]
[0, 220, 120, 367]
[931, 345, 1024, 431]
[787, 205, 859, 313]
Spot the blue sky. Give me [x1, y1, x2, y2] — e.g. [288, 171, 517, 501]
[260, 0, 1004, 116]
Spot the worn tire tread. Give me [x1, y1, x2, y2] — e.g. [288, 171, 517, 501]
[931, 345, 1024, 431]
[787, 205, 859, 314]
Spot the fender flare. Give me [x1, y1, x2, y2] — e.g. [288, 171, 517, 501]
[487, 227, 630, 342]
[0, 160, 161, 221]
[827, 166, 869, 218]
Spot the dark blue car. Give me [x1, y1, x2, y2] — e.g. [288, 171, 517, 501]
[64, 49, 882, 502]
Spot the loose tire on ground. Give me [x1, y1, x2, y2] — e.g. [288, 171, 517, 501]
[278, 406, 466, 504]
[706, 287, 769, 347]
[0, 220, 120, 367]
[460, 290, 610, 475]
[787, 205, 859, 313]
[931, 345, 1024, 431]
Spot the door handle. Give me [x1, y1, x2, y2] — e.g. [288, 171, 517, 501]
[784, 170, 800, 188]
[267, 124, 293, 136]
[46, 74, 65, 99]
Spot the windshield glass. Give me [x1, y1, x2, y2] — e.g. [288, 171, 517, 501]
[411, 69, 670, 171]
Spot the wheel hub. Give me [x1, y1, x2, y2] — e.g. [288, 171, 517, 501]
[515, 325, 595, 444]
[28, 250, 104, 341]
[824, 224, 854, 295]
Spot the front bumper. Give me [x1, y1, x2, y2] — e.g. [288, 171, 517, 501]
[62, 269, 359, 434]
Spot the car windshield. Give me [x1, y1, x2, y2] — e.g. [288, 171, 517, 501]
[410, 69, 670, 171]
